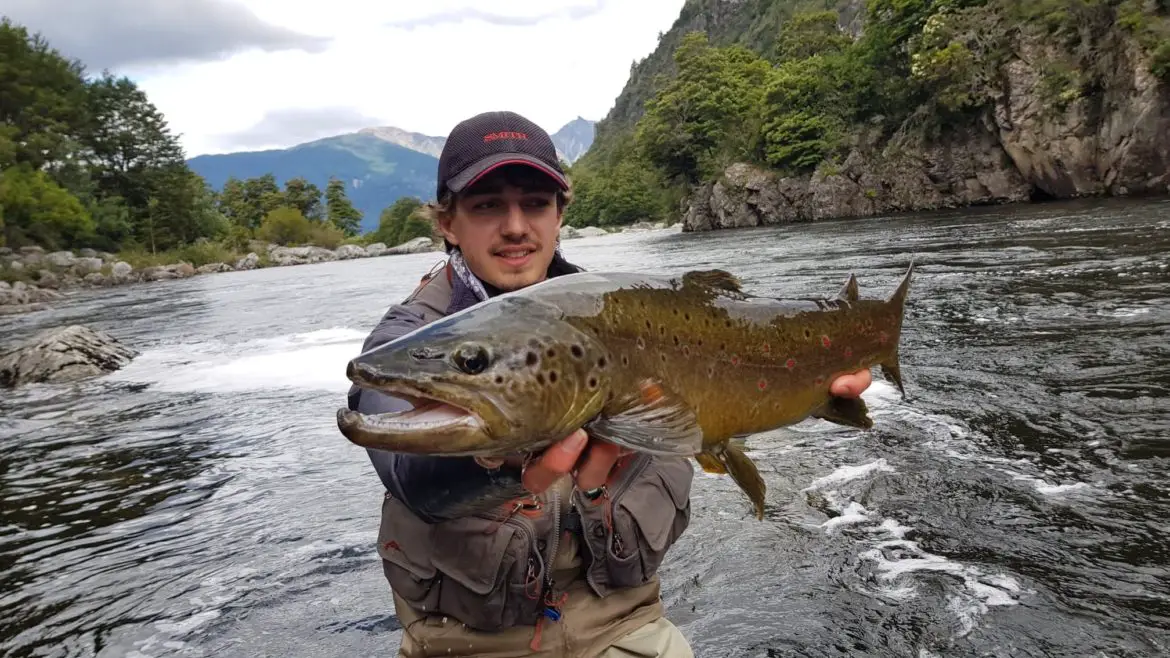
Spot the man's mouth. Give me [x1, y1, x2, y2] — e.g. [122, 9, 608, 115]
[494, 246, 537, 266]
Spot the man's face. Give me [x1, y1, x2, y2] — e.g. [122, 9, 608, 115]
[438, 168, 563, 292]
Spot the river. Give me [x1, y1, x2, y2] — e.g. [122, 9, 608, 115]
[1, 198, 1167, 657]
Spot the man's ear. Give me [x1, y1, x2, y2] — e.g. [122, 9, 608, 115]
[436, 214, 458, 247]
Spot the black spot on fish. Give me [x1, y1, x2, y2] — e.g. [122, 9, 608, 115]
[571, 345, 584, 359]
[645, 320, 652, 330]
[597, 357, 607, 369]
[673, 335, 679, 346]
[804, 328, 812, 339]
[526, 352, 538, 367]
[659, 326, 665, 336]
[673, 308, 679, 315]
[659, 353, 667, 362]
[537, 373, 545, 385]
[588, 377, 598, 389]
[494, 376, 504, 384]
[549, 371, 558, 384]
[622, 355, 630, 366]
[684, 313, 691, 321]
[546, 348, 557, 359]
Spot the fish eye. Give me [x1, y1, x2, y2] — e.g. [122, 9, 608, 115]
[452, 344, 490, 375]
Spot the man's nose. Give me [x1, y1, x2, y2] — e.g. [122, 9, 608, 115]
[500, 202, 527, 236]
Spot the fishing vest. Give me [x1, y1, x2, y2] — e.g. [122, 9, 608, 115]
[367, 262, 695, 656]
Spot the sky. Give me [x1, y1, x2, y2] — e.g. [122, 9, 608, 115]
[1, 0, 687, 158]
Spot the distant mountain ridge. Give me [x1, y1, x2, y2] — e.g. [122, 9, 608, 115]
[358, 117, 597, 165]
[187, 117, 596, 235]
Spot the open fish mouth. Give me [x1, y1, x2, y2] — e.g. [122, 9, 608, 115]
[335, 382, 493, 454]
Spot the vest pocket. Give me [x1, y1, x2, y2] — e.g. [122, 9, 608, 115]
[378, 493, 548, 631]
[605, 457, 693, 589]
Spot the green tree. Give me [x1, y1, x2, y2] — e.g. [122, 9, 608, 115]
[256, 206, 313, 246]
[373, 196, 431, 246]
[325, 177, 362, 236]
[0, 19, 89, 172]
[283, 176, 323, 221]
[0, 164, 94, 249]
[634, 32, 771, 182]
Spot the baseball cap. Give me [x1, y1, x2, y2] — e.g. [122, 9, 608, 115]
[436, 111, 569, 199]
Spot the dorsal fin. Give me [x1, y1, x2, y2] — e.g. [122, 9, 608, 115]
[837, 273, 860, 303]
[682, 269, 743, 293]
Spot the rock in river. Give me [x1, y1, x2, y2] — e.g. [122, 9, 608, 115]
[0, 325, 138, 388]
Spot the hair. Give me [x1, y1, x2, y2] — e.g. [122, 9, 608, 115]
[421, 164, 574, 253]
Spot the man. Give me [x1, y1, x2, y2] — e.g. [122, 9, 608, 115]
[346, 111, 873, 657]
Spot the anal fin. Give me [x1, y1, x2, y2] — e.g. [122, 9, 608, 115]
[584, 379, 703, 456]
[694, 452, 727, 474]
[880, 345, 906, 398]
[701, 442, 767, 520]
[812, 394, 874, 429]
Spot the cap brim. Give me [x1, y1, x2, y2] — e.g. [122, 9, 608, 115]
[446, 152, 569, 194]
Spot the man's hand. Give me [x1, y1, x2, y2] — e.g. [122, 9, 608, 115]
[476, 368, 875, 495]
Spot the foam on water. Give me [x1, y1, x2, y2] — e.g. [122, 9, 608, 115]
[803, 440, 1027, 639]
[106, 327, 368, 394]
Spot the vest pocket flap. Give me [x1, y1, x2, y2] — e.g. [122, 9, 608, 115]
[431, 522, 518, 595]
[378, 495, 438, 579]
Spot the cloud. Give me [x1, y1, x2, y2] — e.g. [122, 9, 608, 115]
[1, 0, 329, 72]
[210, 107, 387, 151]
[386, 0, 607, 30]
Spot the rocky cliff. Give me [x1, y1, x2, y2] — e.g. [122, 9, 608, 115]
[684, 17, 1170, 232]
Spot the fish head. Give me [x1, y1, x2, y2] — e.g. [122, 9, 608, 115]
[337, 295, 613, 457]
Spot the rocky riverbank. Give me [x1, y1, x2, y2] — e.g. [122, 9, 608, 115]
[681, 13, 1170, 232]
[0, 236, 439, 315]
[0, 223, 682, 316]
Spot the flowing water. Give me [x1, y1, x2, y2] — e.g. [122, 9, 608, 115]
[1, 198, 1167, 657]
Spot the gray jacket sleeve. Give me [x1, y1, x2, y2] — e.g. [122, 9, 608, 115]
[349, 304, 526, 523]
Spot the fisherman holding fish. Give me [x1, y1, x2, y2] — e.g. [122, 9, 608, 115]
[343, 111, 878, 657]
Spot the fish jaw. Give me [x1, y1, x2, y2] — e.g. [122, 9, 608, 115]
[338, 294, 614, 457]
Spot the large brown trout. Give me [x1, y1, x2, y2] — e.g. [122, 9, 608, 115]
[337, 264, 913, 519]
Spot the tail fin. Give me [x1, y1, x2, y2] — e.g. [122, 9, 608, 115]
[882, 260, 914, 398]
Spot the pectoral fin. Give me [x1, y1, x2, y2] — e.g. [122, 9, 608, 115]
[701, 442, 767, 520]
[812, 394, 874, 429]
[585, 379, 703, 456]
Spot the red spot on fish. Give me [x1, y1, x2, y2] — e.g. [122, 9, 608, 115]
[762, 342, 771, 353]
[879, 332, 889, 345]
[821, 335, 831, 349]
[815, 376, 825, 386]
[639, 380, 664, 405]
[730, 354, 740, 366]
[844, 347, 853, 358]
[786, 358, 796, 370]
[757, 378, 767, 391]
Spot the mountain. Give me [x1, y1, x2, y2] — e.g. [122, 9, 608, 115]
[186, 116, 599, 235]
[187, 133, 439, 234]
[551, 117, 596, 164]
[357, 126, 447, 158]
[358, 117, 597, 164]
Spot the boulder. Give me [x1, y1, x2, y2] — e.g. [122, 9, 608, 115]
[576, 226, 609, 238]
[365, 242, 388, 257]
[45, 251, 77, 268]
[0, 325, 138, 388]
[269, 245, 338, 265]
[235, 253, 260, 270]
[74, 257, 104, 275]
[559, 225, 581, 240]
[334, 244, 368, 260]
[386, 237, 437, 254]
[196, 262, 233, 274]
[110, 261, 133, 279]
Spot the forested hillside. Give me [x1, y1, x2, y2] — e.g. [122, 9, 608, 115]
[0, 17, 374, 261]
[565, 0, 1170, 230]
